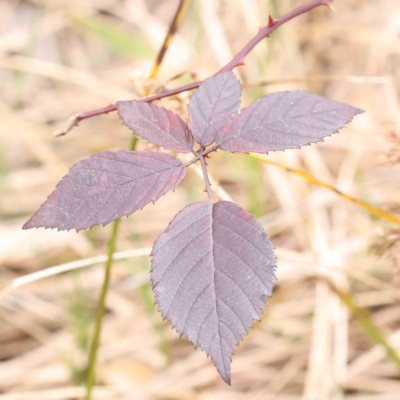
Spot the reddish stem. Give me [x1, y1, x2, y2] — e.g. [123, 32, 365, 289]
[56, 0, 333, 136]
[220, 0, 333, 72]
[54, 104, 117, 137]
[200, 156, 214, 204]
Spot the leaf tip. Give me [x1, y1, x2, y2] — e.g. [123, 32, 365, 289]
[355, 107, 365, 115]
[220, 370, 232, 386]
[22, 220, 32, 230]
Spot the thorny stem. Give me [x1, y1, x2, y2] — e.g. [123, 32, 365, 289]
[54, 82, 200, 137]
[200, 156, 214, 203]
[55, 0, 333, 136]
[220, 0, 333, 73]
[55, 104, 116, 137]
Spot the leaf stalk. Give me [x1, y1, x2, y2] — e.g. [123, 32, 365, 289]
[200, 156, 214, 203]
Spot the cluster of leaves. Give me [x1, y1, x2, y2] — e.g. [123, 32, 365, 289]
[23, 71, 363, 384]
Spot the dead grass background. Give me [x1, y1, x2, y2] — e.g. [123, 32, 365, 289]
[1, 0, 400, 399]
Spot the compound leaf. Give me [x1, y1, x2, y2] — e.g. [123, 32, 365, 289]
[151, 201, 276, 384]
[217, 90, 364, 153]
[188, 71, 241, 146]
[117, 100, 193, 152]
[23, 151, 186, 231]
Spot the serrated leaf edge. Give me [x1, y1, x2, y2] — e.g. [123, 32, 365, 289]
[22, 150, 186, 232]
[150, 201, 277, 385]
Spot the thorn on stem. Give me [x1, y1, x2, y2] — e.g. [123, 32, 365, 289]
[268, 15, 275, 27]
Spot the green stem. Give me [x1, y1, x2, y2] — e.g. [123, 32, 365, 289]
[84, 136, 138, 400]
[84, 219, 120, 400]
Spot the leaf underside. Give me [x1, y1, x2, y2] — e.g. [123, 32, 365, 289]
[23, 151, 186, 231]
[117, 100, 193, 153]
[151, 201, 276, 384]
[217, 90, 364, 153]
[188, 71, 241, 147]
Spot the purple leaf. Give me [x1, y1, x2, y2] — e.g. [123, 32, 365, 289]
[151, 201, 276, 384]
[117, 100, 193, 152]
[188, 71, 241, 146]
[217, 90, 364, 153]
[23, 151, 186, 231]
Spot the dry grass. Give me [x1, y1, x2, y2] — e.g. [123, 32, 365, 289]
[1, 0, 400, 399]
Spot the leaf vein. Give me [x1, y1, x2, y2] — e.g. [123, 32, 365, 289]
[181, 282, 212, 332]
[217, 297, 246, 331]
[153, 225, 211, 287]
[164, 249, 212, 315]
[216, 269, 258, 315]
[214, 243, 269, 291]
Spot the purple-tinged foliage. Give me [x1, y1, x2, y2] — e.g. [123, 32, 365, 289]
[24, 69, 364, 384]
[23, 151, 185, 231]
[116, 100, 193, 152]
[217, 90, 363, 153]
[151, 201, 276, 384]
[188, 71, 241, 146]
